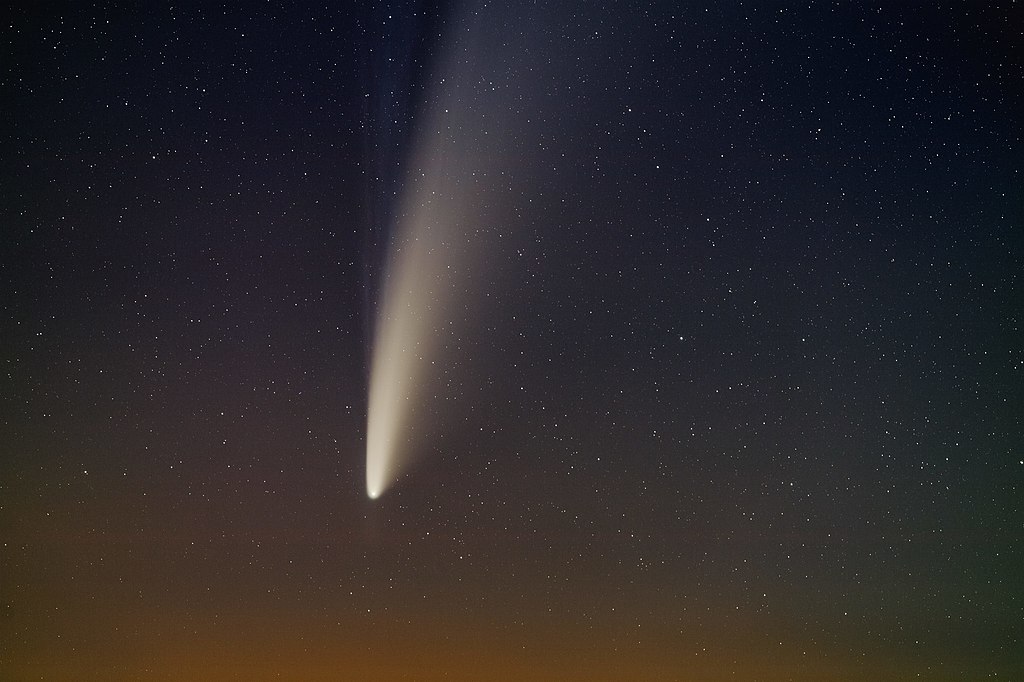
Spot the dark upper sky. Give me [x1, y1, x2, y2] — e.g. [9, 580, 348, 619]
[2, 2, 1021, 680]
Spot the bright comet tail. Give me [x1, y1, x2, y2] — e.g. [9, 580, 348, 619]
[365, 231, 438, 499]
[364, 2, 544, 499]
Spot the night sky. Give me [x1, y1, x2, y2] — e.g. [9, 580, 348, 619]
[2, 2, 1022, 680]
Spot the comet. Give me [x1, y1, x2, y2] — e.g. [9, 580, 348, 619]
[365, 226, 440, 499]
[364, 1, 544, 499]
[364, 95, 472, 500]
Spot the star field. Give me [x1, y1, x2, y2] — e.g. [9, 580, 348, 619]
[2, 2, 1022, 680]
